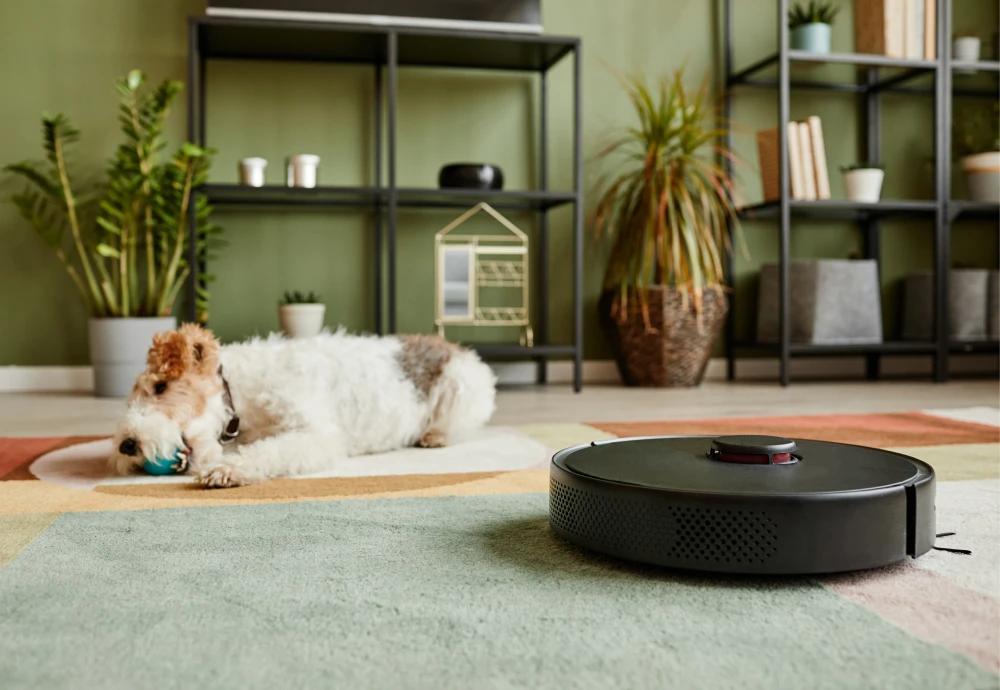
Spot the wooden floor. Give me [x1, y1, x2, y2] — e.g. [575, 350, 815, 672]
[0, 380, 996, 436]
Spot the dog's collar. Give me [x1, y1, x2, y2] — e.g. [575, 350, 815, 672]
[218, 365, 240, 445]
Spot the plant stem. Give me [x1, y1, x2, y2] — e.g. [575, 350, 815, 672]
[127, 92, 157, 314]
[53, 133, 106, 316]
[156, 162, 195, 315]
[54, 248, 90, 307]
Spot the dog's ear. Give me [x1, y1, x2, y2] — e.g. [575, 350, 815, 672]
[177, 323, 221, 375]
[147, 331, 193, 380]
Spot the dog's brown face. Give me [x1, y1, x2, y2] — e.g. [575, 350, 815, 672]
[109, 324, 225, 474]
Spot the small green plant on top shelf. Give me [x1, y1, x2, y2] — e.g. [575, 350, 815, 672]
[789, 1, 839, 54]
[279, 290, 326, 338]
[840, 163, 884, 203]
[280, 290, 322, 305]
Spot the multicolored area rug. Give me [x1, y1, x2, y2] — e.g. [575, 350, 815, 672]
[1, 408, 998, 689]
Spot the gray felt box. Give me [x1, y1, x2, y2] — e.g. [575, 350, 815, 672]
[901, 269, 991, 341]
[756, 259, 883, 345]
[988, 271, 999, 341]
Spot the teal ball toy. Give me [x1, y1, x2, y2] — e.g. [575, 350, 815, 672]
[143, 449, 184, 476]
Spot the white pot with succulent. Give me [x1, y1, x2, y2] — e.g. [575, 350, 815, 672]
[955, 103, 1000, 203]
[279, 291, 326, 338]
[953, 31, 981, 73]
[5, 70, 223, 398]
[841, 163, 885, 203]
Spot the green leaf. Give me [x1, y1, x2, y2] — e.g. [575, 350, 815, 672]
[95, 243, 121, 258]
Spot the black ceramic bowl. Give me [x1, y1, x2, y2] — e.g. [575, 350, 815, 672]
[438, 163, 504, 190]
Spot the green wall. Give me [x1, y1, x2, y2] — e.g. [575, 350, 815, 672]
[1, 0, 996, 365]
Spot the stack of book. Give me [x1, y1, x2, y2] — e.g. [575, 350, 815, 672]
[854, 0, 936, 60]
[756, 116, 831, 202]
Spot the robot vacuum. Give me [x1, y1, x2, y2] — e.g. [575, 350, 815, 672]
[549, 435, 936, 575]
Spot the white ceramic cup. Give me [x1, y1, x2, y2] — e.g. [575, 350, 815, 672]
[286, 154, 321, 188]
[239, 157, 268, 187]
[953, 37, 981, 74]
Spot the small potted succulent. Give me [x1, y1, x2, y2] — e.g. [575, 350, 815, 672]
[953, 30, 981, 71]
[279, 290, 325, 338]
[788, 1, 839, 54]
[954, 103, 1000, 203]
[841, 163, 884, 203]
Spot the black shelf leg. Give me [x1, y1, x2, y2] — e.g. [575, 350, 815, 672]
[186, 19, 200, 325]
[933, 0, 950, 382]
[387, 32, 398, 334]
[778, 0, 791, 387]
[537, 70, 549, 384]
[723, 0, 736, 382]
[374, 65, 383, 335]
[864, 70, 881, 381]
[572, 41, 584, 393]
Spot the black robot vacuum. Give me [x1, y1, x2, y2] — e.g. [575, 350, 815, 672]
[549, 435, 936, 575]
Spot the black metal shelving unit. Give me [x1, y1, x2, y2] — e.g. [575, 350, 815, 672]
[185, 16, 585, 391]
[722, 0, 1000, 386]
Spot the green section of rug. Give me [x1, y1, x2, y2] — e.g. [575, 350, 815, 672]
[0, 496, 994, 690]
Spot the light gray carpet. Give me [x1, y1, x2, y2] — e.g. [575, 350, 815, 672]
[0, 495, 995, 689]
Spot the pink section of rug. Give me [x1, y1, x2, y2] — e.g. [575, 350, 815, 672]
[821, 565, 1000, 672]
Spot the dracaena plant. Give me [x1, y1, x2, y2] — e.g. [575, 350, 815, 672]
[593, 70, 743, 330]
[5, 70, 223, 321]
[788, 1, 840, 29]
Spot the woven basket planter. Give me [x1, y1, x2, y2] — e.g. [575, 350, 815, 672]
[599, 287, 728, 387]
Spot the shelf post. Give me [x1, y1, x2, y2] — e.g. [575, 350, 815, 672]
[537, 69, 549, 384]
[864, 69, 882, 381]
[933, 0, 951, 382]
[387, 31, 398, 334]
[778, 0, 791, 386]
[573, 40, 584, 393]
[374, 65, 383, 334]
[723, 0, 736, 381]
[186, 19, 200, 324]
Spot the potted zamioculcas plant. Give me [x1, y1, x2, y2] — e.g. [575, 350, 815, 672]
[5, 71, 222, 397]
[954, 103, 1000, 203]
[789, 1, 839, 54]
[594, 71, 742, 387]
[841, 163, 885, 202]
[279, 291, 326, 338]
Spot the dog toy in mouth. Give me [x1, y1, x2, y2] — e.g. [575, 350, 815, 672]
[142, 447, 187, 476]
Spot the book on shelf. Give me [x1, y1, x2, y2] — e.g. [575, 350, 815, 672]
[807, 116, 832, 200]
[756, 117, 831, 203]
[798, 123, 818, 201]
[855, 0, 935, 59]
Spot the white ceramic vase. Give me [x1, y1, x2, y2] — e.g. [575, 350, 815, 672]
[279, 304, 326, 338]
[843, 169, 884, 203]
[89, 317, 177, 398]
[961, 152, 1000, 203]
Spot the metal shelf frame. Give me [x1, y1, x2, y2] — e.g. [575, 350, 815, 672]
[186, 16, 585, 390]
[721, 0, 1000, 386]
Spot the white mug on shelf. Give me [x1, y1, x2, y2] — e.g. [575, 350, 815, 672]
[286, 154, 320, 188]
[238, 157, 267, 187]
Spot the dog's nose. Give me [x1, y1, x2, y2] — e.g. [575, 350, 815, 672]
[118, 438, 139, 456]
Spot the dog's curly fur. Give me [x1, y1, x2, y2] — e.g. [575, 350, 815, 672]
[109, 326, 496, 488]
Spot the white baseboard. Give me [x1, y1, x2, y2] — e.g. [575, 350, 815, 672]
[0, 366, 94, 393]
[0, 356, 996, 392]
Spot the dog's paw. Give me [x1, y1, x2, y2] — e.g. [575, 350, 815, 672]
[199, 463, 252, 489]
[418, 431, 447, 448]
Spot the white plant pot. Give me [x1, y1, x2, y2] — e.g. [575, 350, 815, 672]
[89, 317, 177, 398]
[279, 304, 326, 338]
[843, 169, 884, 203]
[961, 152, 1000, 203]
[953, 37, 981, 73]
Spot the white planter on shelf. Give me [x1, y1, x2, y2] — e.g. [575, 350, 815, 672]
[953, 36, 981, 73]
[89, 317, 177, 398]
[961, 151, 1000, 203]
[843, 168, 884, 203]
[279, 304, 326, 338]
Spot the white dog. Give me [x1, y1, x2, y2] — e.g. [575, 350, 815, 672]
[109, 324, 496, 488]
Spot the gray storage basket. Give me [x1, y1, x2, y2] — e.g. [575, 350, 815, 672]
[756, 259, 883, 345]
[989, 271, 999, 341]
[901, 269, 991, 341]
